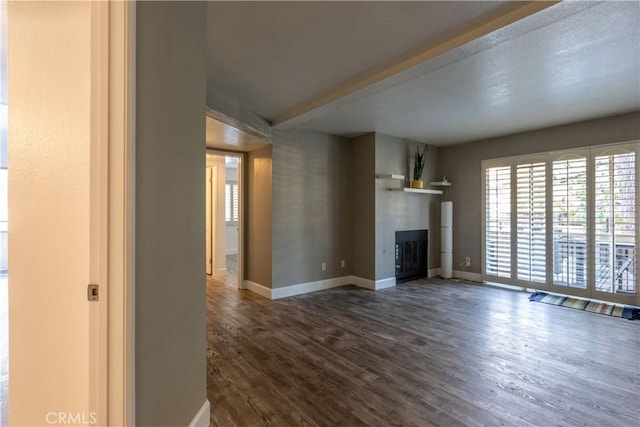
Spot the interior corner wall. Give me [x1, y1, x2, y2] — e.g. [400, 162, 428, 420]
[246, 145, 273, 287]
[374, 134, 440, 280]
[351, 133, 376, 280]
[437, 111, 640, 276]
[135, 2, 207, 426]
[271, 129, 353, 287]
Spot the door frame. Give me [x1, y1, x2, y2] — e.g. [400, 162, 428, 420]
[98, 2, 136, 425]
[6, 2, 134, 424]
[206, 165, 217, 275]
[206, 149, 245, 290]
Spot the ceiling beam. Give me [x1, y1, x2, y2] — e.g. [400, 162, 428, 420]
[272, 0, 561, 129]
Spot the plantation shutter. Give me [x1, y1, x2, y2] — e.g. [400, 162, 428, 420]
[485, 166, 511, 278]
[594, 152, 636, 294]
[552, 157, 587, 288]
[516, 162, 546, 283]
[225, 182, 239, 223]
[231, 183, 238, 222]
[225, 183, 232, 222]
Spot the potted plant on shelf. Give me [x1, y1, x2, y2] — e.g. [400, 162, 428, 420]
[411, 144, 429, 189]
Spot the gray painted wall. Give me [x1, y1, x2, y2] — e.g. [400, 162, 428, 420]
[136, 2, 207, 426]
[246, 145, 273, 286]
[437, 111, 640, 275]
[375, 134, 441, 280]
[351, 133, 376, 280]
[265, 130, 442, 286]
[271, 130, 353, 287]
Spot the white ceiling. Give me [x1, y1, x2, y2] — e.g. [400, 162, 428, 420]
[206, 1, 640, 146]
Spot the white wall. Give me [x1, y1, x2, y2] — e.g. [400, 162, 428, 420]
[225, 225, 237, 255]
[8, 2, 94, 424]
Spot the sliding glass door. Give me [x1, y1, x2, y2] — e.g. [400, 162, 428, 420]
[550, 152, 588, 297]
[592, 148, 636, 303]
[482, 142, 639, 305]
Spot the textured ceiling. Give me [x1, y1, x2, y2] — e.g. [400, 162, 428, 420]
[206, 1, 640, 146]
[207, 0, 507, 119]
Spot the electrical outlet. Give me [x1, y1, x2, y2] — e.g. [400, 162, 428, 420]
[465, 257, 471, 267]
[321, 262, 327, 271]
[341, 260, 345, 268]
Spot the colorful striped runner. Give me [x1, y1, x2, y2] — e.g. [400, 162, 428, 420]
[529, 291, 639, 320]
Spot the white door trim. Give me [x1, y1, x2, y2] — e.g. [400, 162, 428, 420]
[105, 1, 136, 425]
[205, 149, 245, 290]
[237, 153, 245, 290]
[206, 167, 213, 275]
[89, 2, 110, 424]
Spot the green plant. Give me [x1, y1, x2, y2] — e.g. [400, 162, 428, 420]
[413, 145, 429, 181]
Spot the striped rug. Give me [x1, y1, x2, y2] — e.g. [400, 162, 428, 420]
[529, 292, 640, 320]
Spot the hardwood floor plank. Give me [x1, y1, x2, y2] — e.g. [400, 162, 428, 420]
[207, 277, 640, 426]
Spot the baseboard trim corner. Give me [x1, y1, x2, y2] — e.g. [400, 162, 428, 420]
[243, 280, 272, 299]
[189, 400, 210, 427]
[245, 276, 398, 300]
[350, 275, 375, 290]
[271, 276, 352, 299]
[373, 277, 396, 290]
[349, 276, 396, 290]
[428, 268, 441, 278]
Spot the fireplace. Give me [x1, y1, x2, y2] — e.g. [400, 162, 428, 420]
[395, 230, 428, 283]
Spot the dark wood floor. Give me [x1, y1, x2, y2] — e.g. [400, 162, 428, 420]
[206, 276, 640, 427]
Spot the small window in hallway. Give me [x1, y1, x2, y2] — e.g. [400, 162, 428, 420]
[225, 181, 238, 223]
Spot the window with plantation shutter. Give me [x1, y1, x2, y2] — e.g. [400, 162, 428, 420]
[483, 143, 637, 304]
[485, 166, 511, 278]
[516, 162, 546, 283]
[225, 181, 238, 223]
[552, 157, 587, 288]
[594, 152, 636, 295]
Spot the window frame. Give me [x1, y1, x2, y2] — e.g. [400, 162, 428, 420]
[225, 180, 239, 225]
[481, 141, 639, 305]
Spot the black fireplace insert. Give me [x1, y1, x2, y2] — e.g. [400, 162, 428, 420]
[395, 229, 428, 283]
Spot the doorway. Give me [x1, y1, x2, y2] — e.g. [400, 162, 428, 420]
[206, 151, 243, 288]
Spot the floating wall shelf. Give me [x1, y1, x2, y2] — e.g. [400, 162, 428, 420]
[429, 181, 452, 187]
[376, 174, 405, 180]
[390, 188, 443, 195]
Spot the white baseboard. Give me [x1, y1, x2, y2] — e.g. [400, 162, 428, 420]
[372, 277, 396, 290]
[350, 275, 375, 290]
[189, 400, 210, 427]
[243, 280, 272, 299]
[428, 268, 441, 278]
[484, 281, 532, 292]
[243, 275, 396, 299]
[452, 270, 482, 282]
[348, 275, 396, 290]
[271, 276, 352, 299]
[216, 267, 227, 276]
